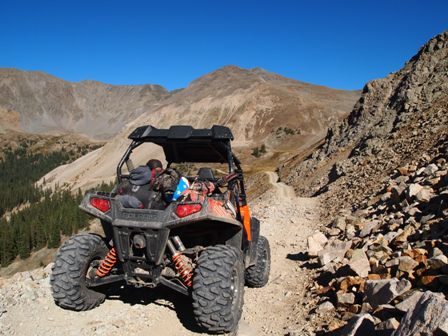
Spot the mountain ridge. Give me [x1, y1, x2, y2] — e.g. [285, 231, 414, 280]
[35, 65, 360, 190]
[0, 68, 170, 139]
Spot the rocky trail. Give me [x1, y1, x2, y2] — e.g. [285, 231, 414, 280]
[0, 172, 320, 336]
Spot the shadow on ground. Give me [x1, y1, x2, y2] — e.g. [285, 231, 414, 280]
[100, 282, 203, 333]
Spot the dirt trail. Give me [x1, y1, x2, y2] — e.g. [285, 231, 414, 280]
[0, 172, 320, 336]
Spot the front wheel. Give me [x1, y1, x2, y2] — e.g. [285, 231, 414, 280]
[245, 235, 271, 287]
[50, 233, 108, 311]
[192, 245, 244, 333]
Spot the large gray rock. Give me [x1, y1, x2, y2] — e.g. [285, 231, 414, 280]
[415, 187, 433, 202]
[333, 216, 347, 231]
[364, 278, 412, 308]
[395, 291, 424, 313]
[317, 240, 352, 266]
[316, 301, 335, 313]
[398, 256, 419, 273]
[349, 249, 371, 277]
[423, 163, 439, 176]
[337, 291, 356, 306]
[428, 254, 448, 270]
[407, 183, 424, 198]
[376, 317, 400, 334]
[360, 220, 381, 238]
[307, 231, 328, 257]
[393, 291, 448, 336]
[340, 314, 376, 336]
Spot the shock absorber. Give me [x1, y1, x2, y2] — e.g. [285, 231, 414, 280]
[167, 236, 193, 287]
[96, 247, 117, 277]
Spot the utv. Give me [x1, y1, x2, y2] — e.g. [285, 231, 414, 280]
[50, 125, 271, 333]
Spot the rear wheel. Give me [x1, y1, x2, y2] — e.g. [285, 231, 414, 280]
[245, 235, 271, 287]
[50, 233, 108, 311]
[192, 245, 244, 333]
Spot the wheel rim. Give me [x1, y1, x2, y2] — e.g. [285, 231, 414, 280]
[230, 267, 241, 312]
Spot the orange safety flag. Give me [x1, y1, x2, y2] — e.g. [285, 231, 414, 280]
[239, 205, 252, 241]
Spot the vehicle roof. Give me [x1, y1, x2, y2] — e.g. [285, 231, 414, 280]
[128, 125, 234, 163]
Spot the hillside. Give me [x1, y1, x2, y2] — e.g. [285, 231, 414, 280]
[40, 65, 359, 190]
[0, 69, 169, 139]
[286, 31, 448, 335]
[280, 31, 448, 217]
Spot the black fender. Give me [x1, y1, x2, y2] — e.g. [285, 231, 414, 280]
[244, 217, 260, 267]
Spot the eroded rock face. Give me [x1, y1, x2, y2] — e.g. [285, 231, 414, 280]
[393, 291, 448, 336]
[291, 30, 448, 335]
[280, 31, 448, 216]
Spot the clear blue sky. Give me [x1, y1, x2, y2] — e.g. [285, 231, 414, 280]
[1, 0, 447, 91]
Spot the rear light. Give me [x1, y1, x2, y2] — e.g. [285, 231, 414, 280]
[90, 197, 111, 212]
[175, 203, 202, 218]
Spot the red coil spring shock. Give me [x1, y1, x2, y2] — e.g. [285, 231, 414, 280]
[172, 253, 193, 287]
[96, 247, 117, 277]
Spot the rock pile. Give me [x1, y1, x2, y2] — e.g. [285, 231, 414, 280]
[306, 157, 448, 335]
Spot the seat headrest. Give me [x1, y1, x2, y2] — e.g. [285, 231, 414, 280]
[197, 167, 215, 180]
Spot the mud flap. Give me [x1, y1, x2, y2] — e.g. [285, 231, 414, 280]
[244, 217, 260, 267]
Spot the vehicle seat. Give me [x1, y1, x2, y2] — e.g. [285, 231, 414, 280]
[197, 167, 215, 181]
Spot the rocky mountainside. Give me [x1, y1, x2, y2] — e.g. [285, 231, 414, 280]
[285, 31, 448, 335]
[40, 66, 359, 190]
[280, 31, 448, 216]
[305, 155, 448, 335]
[0, 68, 169, 139]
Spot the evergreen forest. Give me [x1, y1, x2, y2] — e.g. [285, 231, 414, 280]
[0, 142, 113, 267]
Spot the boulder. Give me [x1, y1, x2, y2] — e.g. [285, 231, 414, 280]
[333, 216, 347, 231]
[360, 220, 381, 238]
[394, 291, 448, 336]
[307, 231, 328, 257]
[317, 240, 352, 266]
[423, 163, 439, 176]
[316, 301, 335, 313]
[339, 314, 376, 336]
[376, 317, 400, 333]
[328, 227, 341, 236]
[349, 249, 371, 277]
[429, 254, 448, 270]
[364, 278, 412, 308]
[415, 187, 433, 202]
[398, 256, 419, 273]
[395, 291, 424, 313]
[337, 291, 356, 306]
[407, 183, 424, 198]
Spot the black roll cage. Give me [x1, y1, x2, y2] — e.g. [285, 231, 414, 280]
[116, 125, 248, 207]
